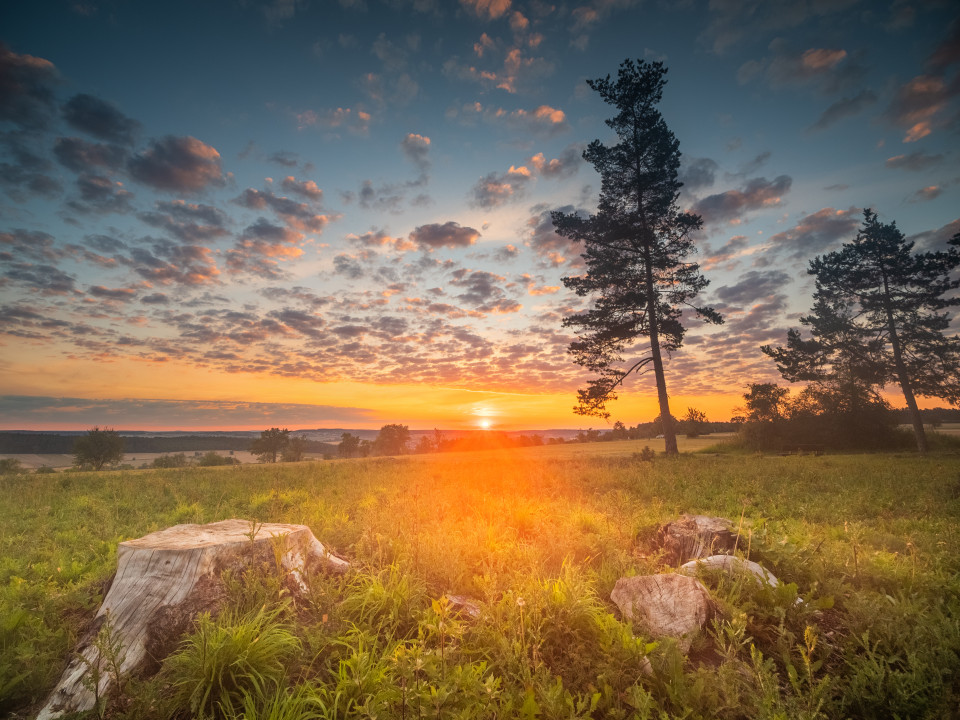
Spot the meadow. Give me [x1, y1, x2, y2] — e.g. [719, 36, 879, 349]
[2, 440, 959, 719]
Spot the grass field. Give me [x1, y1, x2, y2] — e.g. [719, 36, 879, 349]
[2, 441, 959, 718]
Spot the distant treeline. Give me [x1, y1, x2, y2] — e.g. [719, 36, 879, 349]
[0, 432, 336, 455]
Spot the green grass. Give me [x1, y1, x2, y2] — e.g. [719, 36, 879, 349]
[2, 444, 959, 718]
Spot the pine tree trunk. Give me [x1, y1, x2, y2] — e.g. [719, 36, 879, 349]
[37, 520, 348, 720]
[881, 274, 928, 453]
[643, 242, 678, 456]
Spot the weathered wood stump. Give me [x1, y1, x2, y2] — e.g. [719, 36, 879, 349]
[658, 514, 738, 565]
[610, 574, 713, 652]
[37, 520, 348, 720]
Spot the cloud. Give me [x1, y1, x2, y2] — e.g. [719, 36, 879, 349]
[409, 221, 480, 250]
[701, 0, 859, 55]
[449, 268, 521, 314]
[234, 188, 330, 232]
[692, 175, 792, 225]
[347, 229, 416, 252]
[736, 38, 864, 94]
[0, 44, 58, 130]
[0, 395, 376, 427]
[333, 253, 365, 279]
[460, 0, 511, 20]
[807, 90, 878, 132]
[884, 73, 960, 143]
[61, 93, 140, 145]
[128, 136, 225, 192]
[443, 48, 554, 94]
[0, 136, 61, 200]
[702, 234, 749, 270]
[884, 151, 945, 171]
[528, 144, 582, 179]
[227, 218, 305, 278]
[927, 19, 960, 72]
[267, 150, 300, 167]
[88, 284, 137, 301]
[280, 175, 323, 200]
[714, 269, 792, 307]
[2, 262, 76, 295]
[766, 206, 860, 260]
[448, 101, 569, 135]
[0, 229, 61, 262]
[357, 180, 405, 213]
[53, 137, 128, 172]
[295, 107, 372, 134]
[130, 239, 220, 286]
[680, 157, 719, 191]
[400, 133, 431, 172]
[907, 217, 960, 251]
[908, 185, 941, 203]
[139, 200, 230, 242]
[67, 173, 135, 215]
[140, 292, 170, 305]
[470, 165, 533, 208]
[525, 205, 586, 267]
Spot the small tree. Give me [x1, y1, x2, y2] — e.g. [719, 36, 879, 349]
[374, 424, 410, 456]
[554, 59, 721, 456]
[0, 458, 22, 475]
[339, 432, 361, 458]
[282, 436, 307, 462]
[73, 427, 124, 470]
[683, 407, 708, 438]
[249, 428, 289, 463]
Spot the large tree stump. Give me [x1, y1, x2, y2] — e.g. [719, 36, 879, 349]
[37, 519, 348, 720]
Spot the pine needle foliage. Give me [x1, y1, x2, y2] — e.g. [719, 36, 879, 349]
[555, 59, 721, 455]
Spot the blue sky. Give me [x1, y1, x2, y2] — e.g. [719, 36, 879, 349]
[1, 0, 958, 430]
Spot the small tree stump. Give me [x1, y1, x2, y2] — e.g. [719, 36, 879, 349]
[610, 574, 713, 652]
[658, 514, 738, 564]
[37, 519, 348, 720]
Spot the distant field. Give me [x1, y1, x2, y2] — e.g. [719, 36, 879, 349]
[2, 443, 959, 718]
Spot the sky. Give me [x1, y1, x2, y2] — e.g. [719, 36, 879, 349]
[1, 0, 958, 431]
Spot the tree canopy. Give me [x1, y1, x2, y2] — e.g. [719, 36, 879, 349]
[553, 59, 721, 455]
[763, 209, 960, 452]
[374, 424, 411, 456]
[249, 427, 290, 463]
[73, 427, 124, 470]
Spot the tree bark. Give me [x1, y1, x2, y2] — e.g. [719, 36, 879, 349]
[880, 270, 928, 453]
[37, 520, 348, 720]
[643, 240, 678, 455]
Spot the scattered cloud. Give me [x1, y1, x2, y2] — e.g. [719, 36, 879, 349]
[680, 157, 719, 191]
[470, 165, 533, 208]
[528, 144, 582, 178]
[0, 44, 59, 131]
[766, 206, 860, 260]
[295, 107, 372, 134]
[53, 137, 127, 172]
[736, 38, 865, 95]
[128, 136, 225, 192]
[460, 0, 511, 21]
[692, 175, 792, 226]
[61, 93, 139, 145]
[884, 73, 960, 143]
[400, 133, 431, 173]
[409, 221, 480, 250]
[907, 217, 960, 251]
[280, 175, 323, 200]
[66, 173, 134, 215]
[885, 151, 944, 171]
[714, 269, 792, 307]
[234, 188, 330, 232]
[908, 185, 941, 203]
[807, 90, 878, 132]
[139, 200, 230, 242]
[448, 101, 570, 135]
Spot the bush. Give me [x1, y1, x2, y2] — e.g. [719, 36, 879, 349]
[0, 458, 23, 475]
[152, 453, 189, 468]
[197, 452, 239, 467]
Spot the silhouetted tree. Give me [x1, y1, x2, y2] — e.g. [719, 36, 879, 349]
[763, 209, 960, 453]
[374, 424, 410, 456]
[554, 59, 721, 456]
[282, 435, 307, 462]
[249, 427, 289, 463]
[339, 432, 361, 458]
[611, 420, 629, 440]
[73, 427, 124, 470]
[683, 407, 708, 438]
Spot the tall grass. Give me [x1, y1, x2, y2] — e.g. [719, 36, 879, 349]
[2, 446, 959, 717]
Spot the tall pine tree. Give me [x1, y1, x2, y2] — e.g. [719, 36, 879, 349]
[553, 60, 721, 455]
[763, 209, 960, 452]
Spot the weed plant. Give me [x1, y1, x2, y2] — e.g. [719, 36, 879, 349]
[1, 445, 959, 717]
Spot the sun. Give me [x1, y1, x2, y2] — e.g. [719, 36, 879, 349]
[480, 419, 491, 429]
